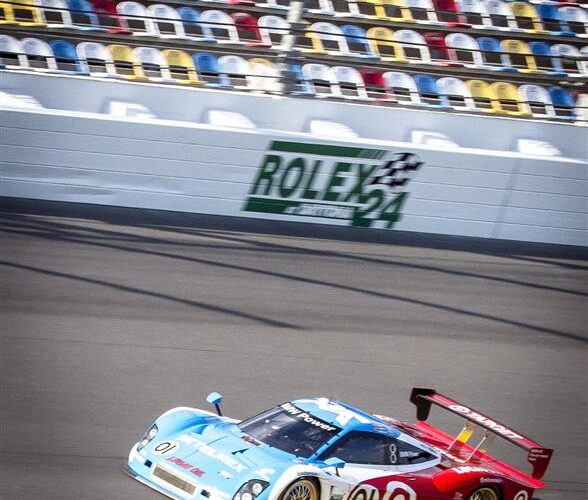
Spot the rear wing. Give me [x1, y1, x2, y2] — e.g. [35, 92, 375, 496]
[410, 388, 553, 480]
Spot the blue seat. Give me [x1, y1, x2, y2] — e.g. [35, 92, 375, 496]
[341, 25, 378, 59]
[66, 0, 105, 31]
[177, 7, 216, 42]
[548, 86, 575, 119]
[49, 39, 87, 73]
[529, 41, 567, 76]
[537, 4, 574, 37]
[477, 36, 517, 72]
[414, 74, 450, 108]
[193, 52, 229, 86]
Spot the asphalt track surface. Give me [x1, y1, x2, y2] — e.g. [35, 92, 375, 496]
[1, 200, 586, 500]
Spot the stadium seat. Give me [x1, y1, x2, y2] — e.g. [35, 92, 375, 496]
[177, 7, 217, 42]
[359, 68, 388, 100]
[116, 1, 151, 35]
[258, 15, 289, 48]
[367, 27, 407, 62]
[581, 46, 588, 76]
[0, 34, 28, 68]
[507, 2, 547, 34]
[341, 25, 378, 58]
[302, 63, 342, 97]
[424, 31, 462, 65]
[305, 22, 350, 55]
[456, 0, 490, 29]
[528, 41, 567, 76]
[199, 10, 244, 44]
[537, 4, 575, 37]
[1, 0, 44, 26]
[432, 0, 469, 27]
[574, 93, 587, 124]
[445, 32, 484, 68]
[489, 81, 532, 117]
[67, 0, 105, 30]
[558, 6, 587, 37]
[146, 4, 186, 38]
[358, 0, 414, 22]
[218, 54, 251, 88]
[518, 84, 556, 119]
[404, 0, 443, 25]
[437, 76, 478, 111]
[162, 49, 204, 84]
[305, 0, 336, 16]
[354, 0, 378, 18]
[21, 37, 58, 71]
[551, 44, 583, 76]
[50, 39, 86, 73]
[134, 46, 172, 81]
[477, 36, 517, 72]
[36, 0, 69, 28]
[549, 86, 576, 118]
[395, 29, 432, 63]
[232, 13, 265, 45]
[382, 71, 421, 105]
[414, 73, 450, 107]
[248, 57, 281, 92]
[77, 41, 117, 76]
[194, 52, 228, 86]
[90, 0, 130, 33]
[500, 39, 542, 73]
[485, 0, 519, 31]
[331, 0, 363, 17]
[107, 44, 149, 80]
[254, 0, 289, 10]
[466, 79, 497, 112]
[332, 65, 370, 99]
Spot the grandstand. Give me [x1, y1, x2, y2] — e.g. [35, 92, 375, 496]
[1, 0, 587, 245]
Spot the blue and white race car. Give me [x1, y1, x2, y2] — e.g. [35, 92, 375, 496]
[124, 390, 552, 500]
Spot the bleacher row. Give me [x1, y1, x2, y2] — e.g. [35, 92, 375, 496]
[1, 0, 587, 122]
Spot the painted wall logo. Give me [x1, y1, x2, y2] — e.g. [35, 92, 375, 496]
[243, 141, 423, 229]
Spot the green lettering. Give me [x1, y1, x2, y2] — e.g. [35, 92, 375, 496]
[279, 158, 306, 198]
[250, 155, 282, 196]
[323, 162, 351, 202]
[301, 160, 322, 200]
[342, 164, 378, 203]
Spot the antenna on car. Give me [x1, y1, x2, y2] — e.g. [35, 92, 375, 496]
[206, 392, 224, 416]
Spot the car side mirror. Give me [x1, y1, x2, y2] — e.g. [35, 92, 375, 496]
[206, 391, 224, 416]
[321, 457, 346, 474]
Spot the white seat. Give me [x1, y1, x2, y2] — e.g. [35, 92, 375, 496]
[146, 4, 186, 38]
[254, 0, 289, 10]
[247, 59, 281, 93]
[445, 33, 484, 68]
[437, 76, 478, 111]
[117, 1, 152, 35]
[575, 93, 588, 125]
[258, 15, 289, 48]
[559, 6, 587, 37]
[217, 54, 250, 88]
[200, 10, 243, 44]
[77, 41, 117, 76]
[551, 44, 583, 75]
[404, 0, 441, 25]
[133, 46, 172, 80]
[518, 84, 556, 118]
[307, 0, 336, 16]
[0, 34, 28, 68]
[332, 65, 369, 99]
[394, 29, 431, 63]
[37, 0, 74, 28]
[310, 22, 349, 55]
[456, 0, 490, 28]
[486, 0, 520, 31]
[21, 37, 58, 71]
[302, 63, 341, 97]
[382, 71, 420, 104]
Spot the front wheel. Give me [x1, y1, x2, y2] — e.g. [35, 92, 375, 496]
[467, 487, 500, 500]
[281, 479, 319, 500]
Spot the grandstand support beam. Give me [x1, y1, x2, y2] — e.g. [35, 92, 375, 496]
[277, 0, 306, 95]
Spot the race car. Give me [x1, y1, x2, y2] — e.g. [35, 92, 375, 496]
[124, 388, 553, 500]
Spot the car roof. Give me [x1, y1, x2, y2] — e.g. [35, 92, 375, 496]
[291, 398, 401, 437]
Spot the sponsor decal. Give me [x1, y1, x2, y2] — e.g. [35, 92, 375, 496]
[167, 456, 205, 477]
[351, 482, 417, 500]
[453, 466, 490, 475]
[281, 402, 339, 432]
[243, 142, 423, 229]
[480, 478, 502, 484]
[514, 492, 529, 500]
[178, 434, 247, 473]
[152, 441, 179, 456]
[448, 405, 524, 441]
[254, 468, 276, 481]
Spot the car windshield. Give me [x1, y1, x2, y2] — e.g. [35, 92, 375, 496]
[239, 402, 341, 458]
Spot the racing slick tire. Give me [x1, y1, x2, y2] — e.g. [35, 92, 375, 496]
[467, 487, 500, 500]
[280, 478, 319, 500]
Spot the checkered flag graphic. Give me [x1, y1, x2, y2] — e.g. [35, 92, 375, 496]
[370, 153, 423, 194]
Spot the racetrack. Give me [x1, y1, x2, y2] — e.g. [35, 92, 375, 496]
[1, 200, 586, 500]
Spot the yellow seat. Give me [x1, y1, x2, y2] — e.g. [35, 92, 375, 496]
[489, 81, 532, 117]
[466, 80, 500, 113]
[107, 44, 149, 81]
[500, 39, 542, 74]
[367, 27, 407, 62]
[508, 2, 548, 33]
[375, 0, 414, 22]
[1, 0, 44, 26]
[295, 21, 327, 54]
[161, 49, 204, 85]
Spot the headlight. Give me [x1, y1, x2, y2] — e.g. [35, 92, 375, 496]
[234, 480, 269, 500]
[137, 424, 158, 452]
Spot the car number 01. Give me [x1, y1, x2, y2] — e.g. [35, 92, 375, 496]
[351, 483, 417, 500]
[152, 441, 179, 456]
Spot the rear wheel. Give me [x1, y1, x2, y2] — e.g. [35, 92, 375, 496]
[281, 479, 319, 500]
[467, 487, 500, 500]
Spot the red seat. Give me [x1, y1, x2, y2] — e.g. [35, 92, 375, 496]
[90, 0, 131, 33]
[231, 13, 264, 45]
[432, 0, 470, 27]
[424, 32, 463, 66]
[359, 68, 391, 101]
